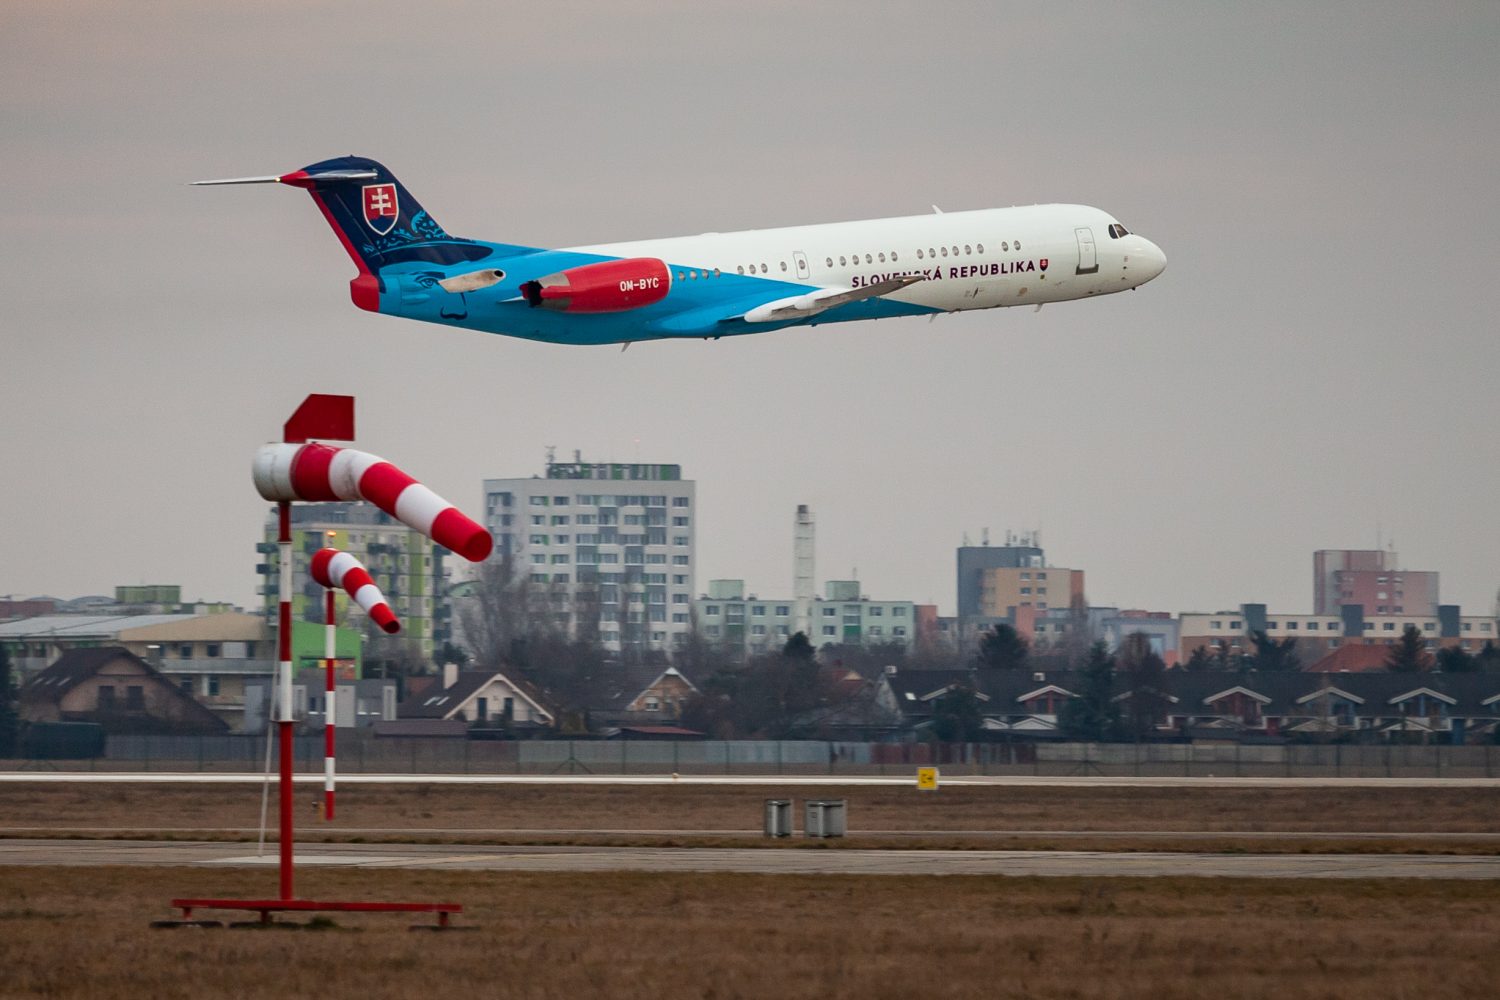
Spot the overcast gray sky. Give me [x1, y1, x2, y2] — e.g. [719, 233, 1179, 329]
[3, 2, 1497, 618]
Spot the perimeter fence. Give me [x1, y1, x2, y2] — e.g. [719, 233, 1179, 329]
[7, 735, 1500, 779]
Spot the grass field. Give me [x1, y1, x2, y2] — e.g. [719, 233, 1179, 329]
[3, 782, 1497, 855]
[2, 865, 1498, 999]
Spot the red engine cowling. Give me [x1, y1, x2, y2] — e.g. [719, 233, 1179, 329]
[520, 257, 672, 313]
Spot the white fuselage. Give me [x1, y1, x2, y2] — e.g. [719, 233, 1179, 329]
[569, 203, 1166, 314]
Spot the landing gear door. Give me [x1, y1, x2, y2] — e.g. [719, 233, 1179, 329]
[1074, 227, 1098, 274]
[793, 251, 810, 281]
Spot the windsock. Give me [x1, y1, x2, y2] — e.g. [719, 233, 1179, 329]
[310, 548, 400, 634]
[252, 442, 492, 562]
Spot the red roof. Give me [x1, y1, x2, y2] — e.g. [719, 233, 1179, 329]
[1305, 643, 1430, 673]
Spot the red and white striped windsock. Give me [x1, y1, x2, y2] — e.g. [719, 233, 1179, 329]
[309, 548, 400, 634]
[252, 442, 493, 562]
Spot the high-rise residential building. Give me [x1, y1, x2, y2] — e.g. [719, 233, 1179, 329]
[482, 456, 696, 655]
[976, 564, 1086, 618]
[258, 502, 452, 659]
[695, 579, 916, 656]
[1313, 549, 1439, 616]
[956, 533, 1045, 625]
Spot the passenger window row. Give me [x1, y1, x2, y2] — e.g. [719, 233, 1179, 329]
[732, 238, 1027, 278]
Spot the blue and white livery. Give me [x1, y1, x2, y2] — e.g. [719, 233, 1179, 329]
[196, 156, 1165, 347]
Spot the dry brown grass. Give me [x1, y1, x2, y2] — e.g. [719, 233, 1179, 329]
[2, 865, 1498, 999]
[5, 785, 1494, 851]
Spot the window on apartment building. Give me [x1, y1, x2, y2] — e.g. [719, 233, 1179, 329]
[870, 626, 883, 636]
[1021, 572, 1031, 580]
[1020, 587, 1032, 595]
[1210, 621, 1222, 629]
[553, 496, 568, 506]
[673, 497, 690, 507]
[752, 625, 766, 635]
[673, 517, 689, 527]
[1230, 621, 1240, 630]
[776, 605, 790, 616]
[1383, 622, 1395, 631]
[894, 627, 907, 637]
[530, 515, 545, 526]
[705, 605, 720, 616]
[530, 497, 547, 506]
[1267, 622, 1278, 630]
[894, 607, 907, 617]
[672, 613, 687, 624]
[673, 556, 689, 566]
[823, 607, 836, 617]
[752, 605, 766, 616]
[125, 686, 145, 710]
[1306, 622, 1319, 630]
[1424, 622, 1435, 631]
[823, 626, 837, 636]
[869, 606, 883, 616]
[1286, 621, 1298, 630]
[673, 536, 689, 546]
[207, 676, 220, 697]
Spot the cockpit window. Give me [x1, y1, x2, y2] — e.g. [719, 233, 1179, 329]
[1108, 223, 1130, 239]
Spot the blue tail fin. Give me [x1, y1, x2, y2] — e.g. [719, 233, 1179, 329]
[284, 156, 492, 273]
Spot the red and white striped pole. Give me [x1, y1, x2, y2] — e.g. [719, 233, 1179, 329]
[323, 588, 336, 820]
[308, 547, 400, 823]
[276, 501, 294, 901]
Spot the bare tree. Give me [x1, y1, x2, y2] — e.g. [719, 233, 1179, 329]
[455, 554, 542, 668]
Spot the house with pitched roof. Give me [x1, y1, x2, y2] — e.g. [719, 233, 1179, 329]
[396, 665, 556, 732]
[21, 647, 228, 734]
[596, 665, 699, 726]
[876, 667, 1500, 744]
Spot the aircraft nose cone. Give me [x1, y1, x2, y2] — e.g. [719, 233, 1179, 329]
[1137, 238, 1166, 282]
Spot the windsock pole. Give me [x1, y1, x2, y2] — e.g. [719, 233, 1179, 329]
[324, 588, 336, 820]
[276, 501, 294, 901]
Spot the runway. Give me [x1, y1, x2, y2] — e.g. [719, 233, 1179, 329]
[2, 838, 1497, 879]
[4, 771, 1499, 788]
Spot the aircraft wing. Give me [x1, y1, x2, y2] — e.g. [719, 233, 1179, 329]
[733, 274, 926, 324]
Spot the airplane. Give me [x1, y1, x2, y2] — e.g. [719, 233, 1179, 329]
[196, 156, 1165, 347]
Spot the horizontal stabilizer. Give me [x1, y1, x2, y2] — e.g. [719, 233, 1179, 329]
[192, 169, 378, 187]
[740, 274, 926, 324]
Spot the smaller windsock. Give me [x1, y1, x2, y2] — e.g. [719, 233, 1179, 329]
[310, 549, 400, 634]
[252, 442, 492, 562]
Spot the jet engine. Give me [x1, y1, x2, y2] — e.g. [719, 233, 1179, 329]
[520, 258, 671, 313]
